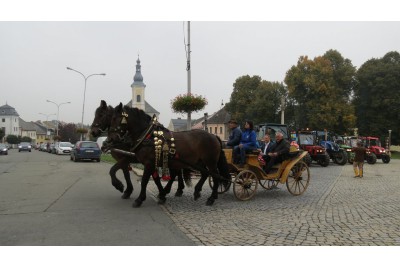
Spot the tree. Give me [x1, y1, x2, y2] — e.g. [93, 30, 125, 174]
[6, 135, 19, 144]
[21, 136, 32, 142]
[354, 51, 400, 144]
[284, 50, 356, 133]
[225, 75, 287, 125]
[0, 128, 4, 141]
[58, 123, 80, 144]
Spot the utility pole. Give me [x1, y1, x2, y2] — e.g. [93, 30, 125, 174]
[280, 96, 285, 124]
[187, 21, 192, 130]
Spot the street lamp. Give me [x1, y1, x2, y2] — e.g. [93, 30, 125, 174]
[66, 67, 106, 140]
[39, 112, 56, 138]
[46, 100, 71, 137]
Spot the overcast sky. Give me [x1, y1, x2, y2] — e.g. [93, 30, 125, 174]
[1, 2, 400, 127]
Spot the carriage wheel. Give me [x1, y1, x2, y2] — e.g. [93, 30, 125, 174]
[259, 179, 279, 190]
[208, 176, 231, 194]
[233, 170, 258, 201]
[286, 161, 310, 196]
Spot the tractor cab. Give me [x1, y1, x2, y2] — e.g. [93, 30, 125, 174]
[315, 131, 348, 165]
[361, 136, 390, 164]
[255, 123, 289, 142]
[296, 130, 330, 167]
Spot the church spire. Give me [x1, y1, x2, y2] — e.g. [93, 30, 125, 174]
[133, 55, 143, 82]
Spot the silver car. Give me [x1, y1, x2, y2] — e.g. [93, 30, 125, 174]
[55, 142, 73, 155]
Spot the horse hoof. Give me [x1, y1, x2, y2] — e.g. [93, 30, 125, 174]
[113, 183, 124, 193]
[121, 193, 131, 199]
[206, 199, 215, 206]
[132, 200, 142, 208]
[194, 192, 201, 201]
[158, 198, 166, 205]
[175, 191, 183, 197]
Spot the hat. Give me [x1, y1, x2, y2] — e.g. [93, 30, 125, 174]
[228, 119, 238, 124]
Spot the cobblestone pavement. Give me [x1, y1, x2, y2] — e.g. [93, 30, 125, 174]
[141, 159, 400, 246]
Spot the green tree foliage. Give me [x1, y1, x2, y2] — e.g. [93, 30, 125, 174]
[225, 75, 286, 125]
[6, 135, 19, 144]
[354, 51, 400, 144]
[284, 50, 356, 133]
[58, 123, 80, 144]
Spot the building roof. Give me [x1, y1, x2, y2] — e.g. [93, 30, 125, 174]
[207, 106, 231, 124]
[0, 104, 19, 116]
[19, 118, 36, 131]
[32, 122, 48, 135]
[125, 100, 160, 115]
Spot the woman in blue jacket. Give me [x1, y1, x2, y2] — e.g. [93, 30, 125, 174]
[233, 120, 258, 167]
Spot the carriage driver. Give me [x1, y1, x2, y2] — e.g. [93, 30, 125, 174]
[262, 131, 290, 174]
[226, 119, 242, 148]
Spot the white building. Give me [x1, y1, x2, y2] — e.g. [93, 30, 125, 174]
[0, 103, 20, 142]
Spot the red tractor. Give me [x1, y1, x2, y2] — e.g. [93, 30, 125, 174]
[295, 130, 330, 167]
[361, 136, 391, 164]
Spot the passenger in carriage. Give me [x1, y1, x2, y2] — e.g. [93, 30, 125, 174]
[226, 119, 242, 148]
[263, 131, 290, 174]
[233, 120, 258, 167]
[258, 133, 275, 156]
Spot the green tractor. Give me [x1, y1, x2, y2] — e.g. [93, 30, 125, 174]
[334, 135, 354, 164]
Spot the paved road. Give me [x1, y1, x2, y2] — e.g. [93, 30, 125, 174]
[0, 149, 195, 245]
[144, 158, 400, 246]
[2, 148, 400, 246]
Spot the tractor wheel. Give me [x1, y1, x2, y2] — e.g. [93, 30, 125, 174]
[335, 150, 348, 165]
[382, 154, 391, 164]
[366, 153, 377, 164]
[318, 154, 330, 167]
[302, 152, 312, 166]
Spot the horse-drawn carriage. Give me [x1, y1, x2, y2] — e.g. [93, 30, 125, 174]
[209, 145, 310, 201]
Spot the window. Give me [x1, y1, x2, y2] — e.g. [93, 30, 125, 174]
[1, 118, 4, 122]
[214, 127, 217, 134]
[220, 127, 222, 134]
[209, 127, 212, 134]
[136, 95, 141, 102]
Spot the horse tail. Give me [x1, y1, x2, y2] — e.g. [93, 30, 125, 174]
[182, 168, 192, 187]
[215, 136, 231, 185]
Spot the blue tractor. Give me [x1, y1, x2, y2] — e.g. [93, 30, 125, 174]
[315, 131, 348, 165]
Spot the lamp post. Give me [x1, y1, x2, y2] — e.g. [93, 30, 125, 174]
[39, 112, 56, 139]
[388, 129, 392, 156]
[46, 100, 71, 137]
[66, 67, 106, 140]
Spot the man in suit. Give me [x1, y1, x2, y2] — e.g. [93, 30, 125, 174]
[263, 131, 290, 174]
[259, 133, 274, 156]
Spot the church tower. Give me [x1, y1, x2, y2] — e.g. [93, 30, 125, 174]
[131, 56, 146, 111]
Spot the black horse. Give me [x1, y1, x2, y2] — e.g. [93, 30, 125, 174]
[90, 100, 191, 198]
[105, 103, 231, 207]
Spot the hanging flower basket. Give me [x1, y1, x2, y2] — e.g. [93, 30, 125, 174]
[171, 93, 208, 114]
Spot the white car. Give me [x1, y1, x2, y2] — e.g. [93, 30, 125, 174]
[55, 142, 73, 155]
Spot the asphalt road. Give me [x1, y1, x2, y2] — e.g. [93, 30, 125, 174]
[0, 148, 195, 245]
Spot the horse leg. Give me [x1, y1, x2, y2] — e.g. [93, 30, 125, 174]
[206, 168, 220, 206]
[153, 174, 167, 204]
[193, 171, 208, 201]
[133, 167, 151, 208]
[163, 171, 176, 195]
[175, 170, 184, 197]
[121, 161, 133, 199]
[109, 162, 124, 193]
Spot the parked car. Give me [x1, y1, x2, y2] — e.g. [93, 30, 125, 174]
[55, 142, 73, 155]
[47, 143, 55, 153]
[0, 143, 8, 155]
[70, 141, 101, 162]
[18, 142, 32, 152]
[39, 143, 47, 151]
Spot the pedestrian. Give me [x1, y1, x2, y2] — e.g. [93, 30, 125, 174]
[352, 141, 367, 178]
